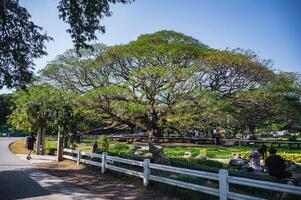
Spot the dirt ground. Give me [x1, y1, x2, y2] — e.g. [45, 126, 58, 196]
[36, 160, 179, 200]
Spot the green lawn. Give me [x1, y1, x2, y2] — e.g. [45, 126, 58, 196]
[164, 145, 301, 159]
[45, 136, 301, 163]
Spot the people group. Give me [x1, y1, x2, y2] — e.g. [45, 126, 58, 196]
[247, 144, 292, 180]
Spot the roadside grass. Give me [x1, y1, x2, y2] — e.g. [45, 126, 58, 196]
[9, 139, 28, 154]
[10, 138, 57, 154]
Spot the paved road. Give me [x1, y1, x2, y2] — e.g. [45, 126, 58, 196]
[0, 137, 102, 200]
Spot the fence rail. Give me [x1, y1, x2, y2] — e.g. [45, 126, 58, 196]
[63, 148, 301, 200]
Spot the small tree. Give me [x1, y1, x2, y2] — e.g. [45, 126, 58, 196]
[97, 135, 109, 152]
[8, 84, 55, 154]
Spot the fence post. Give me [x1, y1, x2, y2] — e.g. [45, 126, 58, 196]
[101, 152, 107, 174]
[219, 169, 229, 200]
[143, 159, 150, 187]
[77, 149, 81, 165]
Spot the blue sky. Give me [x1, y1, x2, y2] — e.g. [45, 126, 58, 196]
[2, 0, 301, 93]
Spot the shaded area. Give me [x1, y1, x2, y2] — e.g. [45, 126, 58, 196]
[0, 167, 103, 200]
[0, 169, 51, 200]
[0, 137, 103, 200]
[37, 161, 178, 200]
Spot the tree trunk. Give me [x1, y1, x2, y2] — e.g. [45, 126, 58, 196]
[36, 131, 41, 155]
[57, 129, 63, 161]
[40, 126, 46, 155]
[248, 124, 256, 136]
[147, 126, 162, 138]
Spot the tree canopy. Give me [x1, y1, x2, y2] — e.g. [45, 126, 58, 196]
[0, 0, 134, 89]
[0, 0, 52, 89]
[39, 30, 301, 137]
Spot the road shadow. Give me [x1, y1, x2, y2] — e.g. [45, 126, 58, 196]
[0, 168, 51, 200]
[0, 168, 101, 200]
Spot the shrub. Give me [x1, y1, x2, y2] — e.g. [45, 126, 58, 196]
[113, 142, 129, 151]
[278, 152, 301, 163]
[288, 135, 297, 141]
[241, 151, 301, 163]
[110, 142, 134, 155]
[98, 135, 109, 152]
[169, 157, 223, 172]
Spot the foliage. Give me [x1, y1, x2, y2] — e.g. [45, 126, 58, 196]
[0, 94, 13, 124]
[8, 84, 77, 136]
[39, 31, 301, 137]
[97, 135, 109, 152]
[0, 0, 52, 89]
[109, 142, 135, 155]
[57, 0, 134, 50]
[169, 158, 222, 172]
[42, 31, 212, 137]
[240, 151, 301, 163]
[288, 135, 297, 142]
[112, 142, 129, 151]
[1, 0, 134, 88]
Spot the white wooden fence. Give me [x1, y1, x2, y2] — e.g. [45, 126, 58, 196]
[63, 148, 301, 200]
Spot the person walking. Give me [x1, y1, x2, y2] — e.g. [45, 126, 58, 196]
[25, 134, 36, 160]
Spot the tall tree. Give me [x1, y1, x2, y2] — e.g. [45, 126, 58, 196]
[42, 31, 212, 137]
[41, 31, 300, 138]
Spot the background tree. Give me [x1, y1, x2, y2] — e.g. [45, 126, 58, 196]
[0, 94, 13, 125]
[268, 72, 301, 132]
[40, 43, 109, 92]
[40, 30, 301, 138]
[42, 31, 211, 137]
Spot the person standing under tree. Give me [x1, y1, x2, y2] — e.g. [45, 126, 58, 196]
[25, 134, 36, 160]
[215, 132, 220, 145]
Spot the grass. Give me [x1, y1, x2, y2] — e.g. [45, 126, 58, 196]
[163, 145, 301, 159]
[10, 138, 57, 154]
[80, 137, 97, 144]
[10, 136, 301, 163]
[9, 139, 28, 154]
